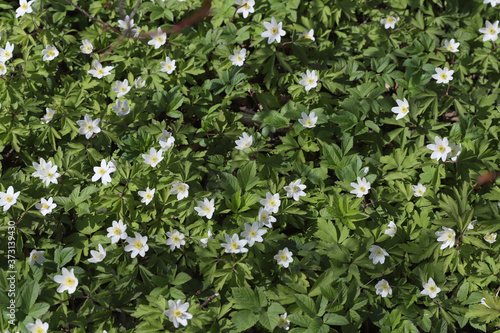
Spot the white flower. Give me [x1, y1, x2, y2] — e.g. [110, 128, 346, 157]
[235, 0, 255, 18]
[235, 132, 253, 151]
[375, 279, 392, 297]
[166, 229, 186, 250]
[283, 179, 307, 201]
[384, 221, 397, 237]
[92, 159, 115, 186]
[0, 186, 20, 211]
[350, 177, 371, 198]
[106, 219, 128, 244]
[124, 232, 149, 258]
[112, 99, 130, 116]
[28, 250, 46, 266]
[298, 111, 318, 128]
[88, 60, 114, 79]
[159, 130, 175, 151]
[221, 233, 248, 254]
[41, 107, 54, 124]
[160, 56, 176, 74]
[80, 39, 93, 54]
[411, 183, 426, 197]
[148, 27, 167, 49]
[479, 20, 500, 42]
[88, 244, 106, 263]
[26, 319, 49, 333]
[76, 114, 101, 139]
[481, 297, 492, 308]
[54, 267, 78, 294]
[484, 0, 500, 6]
[35, 197, 56, 216]
[171, 181, 189, 200]
[138, 187, 155, 205]
[467, 220, 476, 231]
[164, 299, 193, 328]
[380, 15, 399, 29]
[369, 245, 389, 264]
[449, 143, 461, 162]
[134, 76, 145, 88]
[261, 17, 286, 44]
[426, 136, 451, 162]
[228, 48, 247, 66]
[485, 232, 497, 244]
[0, 61, 7, 75]
[241, 222, 267, 247]
[391, 98, 409, 120]
[432, 67, 454, 84]
[443, 38, 460, 53]
[258, 207, 277, 228]
[260, 192, 281, 214]
[299, 70, 318, 91]
[16, 0, 34, 19]
[194, 198, 215, 219]
[39, 163, 60, 187]
[41, 45, 59, 61]
[118, 15, 134, 30]
[32, 158, 49, 178]
[420, 277, 441, 299]
[277, 312, 290, 330]
[112, 79, 131, 98]
[274, 247, 293, 268]
[200, 229, 213, 248]
[435, 226, 456, 250]
[142, 147, 164, 167]
[0, 42, 14, 62]
[298, 29, 315, 41]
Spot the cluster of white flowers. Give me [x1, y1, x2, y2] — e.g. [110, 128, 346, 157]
[32, 158, 61, 187]
[426, 136, 461, 162]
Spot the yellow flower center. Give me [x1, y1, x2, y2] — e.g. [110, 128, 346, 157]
[269, 200, 276, 207]
[381, 284, 388, 291]
[5, 195, 12, 202]
[359, 186, 365, 192]
[280, 254, 287, 261]
[46, 172, 53, 178]
[261, 213, 268, 219]
[489, 28, 496, 34]
[386, 17, 393, 23]
[64, 277, 75, 287]
[250, 230, 257, 237]
[146, 193, 152, 199]
[417, 190, 423, 195]
[33, 254, 39, 260]
[440, 73, 447, 79]
[177, 185, 185, 192]
[48, 50, 54, 56]
[203, 205, 212, 212]
[376, 249, 383, 255]
[121, 87, 126, 92]
[151, 156, 158, 163]
[99, 168, 106, 175]
[42, 203, 49, 209]
[448, 45, 454, 50]
[97, 69, 104, 75]
[447, 234, 453, 240]
[35, 327, 44, 333]
[174, 309, 182, 317]
[304, 34, 311, 39]
[437, 145, 445, 152]
[173, 235, 180, 242]
[271, 27, 278, 34]
[22, 3, 28, 9]
[279, 318, 287, 324]
[307, 78, 314, 84]
[87, 124, 93, 131]
[114, 227, 121, 235]
[306, 120, 313, 126]
[429, 286, 436, 292]
[231, 242, 239, 250]
[134, 241, 143, 249]
[401, 106, 408, 113]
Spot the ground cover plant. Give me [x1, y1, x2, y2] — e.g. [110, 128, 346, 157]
[0, 0, 500, 332]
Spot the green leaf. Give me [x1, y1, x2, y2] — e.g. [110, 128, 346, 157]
[171, 272, 191, 286]
[54, 247, 75, 268]
[237, 161, 258, 191]
[21, 281, 39, 312]
[323, 313, 349, 325]
[294, 294, 317, 317]
[231, 310, 259, 331]
[232, 287, 263, 312]
[28, 302, 50, 318]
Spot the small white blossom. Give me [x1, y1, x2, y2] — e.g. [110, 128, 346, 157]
[88, 60, 114, 79]
[384, 221, 397, 237]
[228, 48, 247, 66]
[481, 297, 492, 308]
[0, 42, 14, 62]
[240, 222, 267, 247]
[35, 197, 56, 216]
[124, 232, 149, 258]
[375, 279, 392, 297]
[298, 29, 315, 41]
[283, 179, 306, 201]
[88, 244, 106, 263]
[80, 39, 93, 54]
[258, 207, 277, 228]
[412, 183, 426, 197]
[380, 15, 399, 29]
[479, 20, 500, 42]
[261, 17, 286, 44]
[221, 233, 248, 254]
[41, 45, 59, 61]
[449, 143, 461, 162]
[112, 99, 130, 116]
[41, 107, 54, 124]
[277, 313, 290, 330]
[0, 61, 6, 75]
[391, 98, 409, 120]
[148, 27, 167, 49]
[194, 198, 215, 219]
[166, 229, 186, 250]
[235, 132, 253, 151]
[159, 130, 175, 151]
[260, 192, 281, 214]
[28, 250, 46, 266]
[235, 0, 255, 18]
[298, 112, 318, 128]
[106, 219, 128, 244]
[485, 233, 497, 244]
[92, 159, 116, 186]
[26, 319, 49, 333]
[53, 268, 78, 294]
[138, 187, 155, 205]
[432, 67, 454, 84]
[435, 226, 456, 250]
[118, 15, 134, 30]
[200, 229, 213, 248]
[443, 38, 460, 53]
[299, 70, 318, 91]
[142, 147, 164, 167]
[16, 0, 35, 19]
[171, 181, 189, 200]
[39, 164, 61, 187]
[76, 114, 101, 139]
[369, 245, 389, 264]
[113, 79, 131, 98]
[420, 277, 441, 299]
[350, 177, 371, 198]
[160, 56, 176, 74]
[134, 76, 145, 88]
[274, 247, 293, 268]
[426, 136, 451, 162]
[164, 299, 193, 328]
